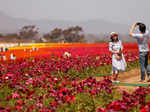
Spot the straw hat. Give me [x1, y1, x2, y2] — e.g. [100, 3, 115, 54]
[110, 32, 118, 37]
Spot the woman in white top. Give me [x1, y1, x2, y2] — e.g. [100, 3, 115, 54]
[129, 22, 150, 82]
[109, 32, 127, 82]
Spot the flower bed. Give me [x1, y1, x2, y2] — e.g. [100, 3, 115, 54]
[0, 43, 150, 112]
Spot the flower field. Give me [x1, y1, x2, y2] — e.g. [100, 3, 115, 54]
[0, 43, 150, 112]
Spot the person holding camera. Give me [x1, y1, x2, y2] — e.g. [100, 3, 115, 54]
[129, 22, 150, 82]
[109, 32, 127, 83]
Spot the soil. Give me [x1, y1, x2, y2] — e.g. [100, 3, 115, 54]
[96, 68, 150, 92]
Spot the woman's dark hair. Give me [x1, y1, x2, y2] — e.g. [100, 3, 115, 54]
[136, 22, 142, 25]
[136, 22, 146, 33]
[110, 35, 119, 42]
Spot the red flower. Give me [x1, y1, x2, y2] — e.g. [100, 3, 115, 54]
[97, 107, 106, 112]
[51, 101, 57, 106]
[16, 99, 24, 105]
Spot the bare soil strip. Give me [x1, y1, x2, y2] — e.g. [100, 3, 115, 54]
[96, 69, 150, 92]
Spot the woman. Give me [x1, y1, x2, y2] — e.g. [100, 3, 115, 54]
[109, 32, 127, 82]
[129, 22, 150, 82]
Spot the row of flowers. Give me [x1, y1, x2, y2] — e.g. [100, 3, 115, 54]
[1, 76, 150, 112]
[0, 46, 149, 112]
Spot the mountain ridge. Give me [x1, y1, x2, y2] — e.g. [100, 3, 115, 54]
[0, 11, 129, 34]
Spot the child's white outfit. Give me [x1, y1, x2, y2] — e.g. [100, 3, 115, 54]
[109, 40, 127, 74]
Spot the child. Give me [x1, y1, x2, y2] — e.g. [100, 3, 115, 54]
[63, 51, 71, 58]
[109, 32, 127, 82]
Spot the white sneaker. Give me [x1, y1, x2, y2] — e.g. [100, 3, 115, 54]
[112, 80, 115, 83]
[115, 80, 120, 83]
[112, 80, 120, 83]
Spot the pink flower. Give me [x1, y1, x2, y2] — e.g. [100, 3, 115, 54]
[36, 103, 43, 108]
[16, 105, 23, 111]
[12, 92, 20, 99]
[90, 89, 96, 95]
[25, 78, 33, 85]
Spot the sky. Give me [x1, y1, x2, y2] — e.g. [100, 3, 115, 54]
[0, 0, 150, 24]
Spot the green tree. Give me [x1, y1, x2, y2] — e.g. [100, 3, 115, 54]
[19, 25, 39, 40]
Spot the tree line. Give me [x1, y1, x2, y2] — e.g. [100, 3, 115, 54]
[0, 25, 86, 43]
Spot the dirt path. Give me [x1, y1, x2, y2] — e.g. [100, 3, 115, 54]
[96, 68, 150, 92]
[119, 69, 141, 83]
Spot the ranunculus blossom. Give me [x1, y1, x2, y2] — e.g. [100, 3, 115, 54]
[12, 92, 20, 99]
[17, 99, 24, 105]
[97, 107, 106, 112]
[16, 105, 23, 111]
[36, 103, 43, 108]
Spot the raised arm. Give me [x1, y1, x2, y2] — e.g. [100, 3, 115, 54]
[129, 24, 136, 37]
